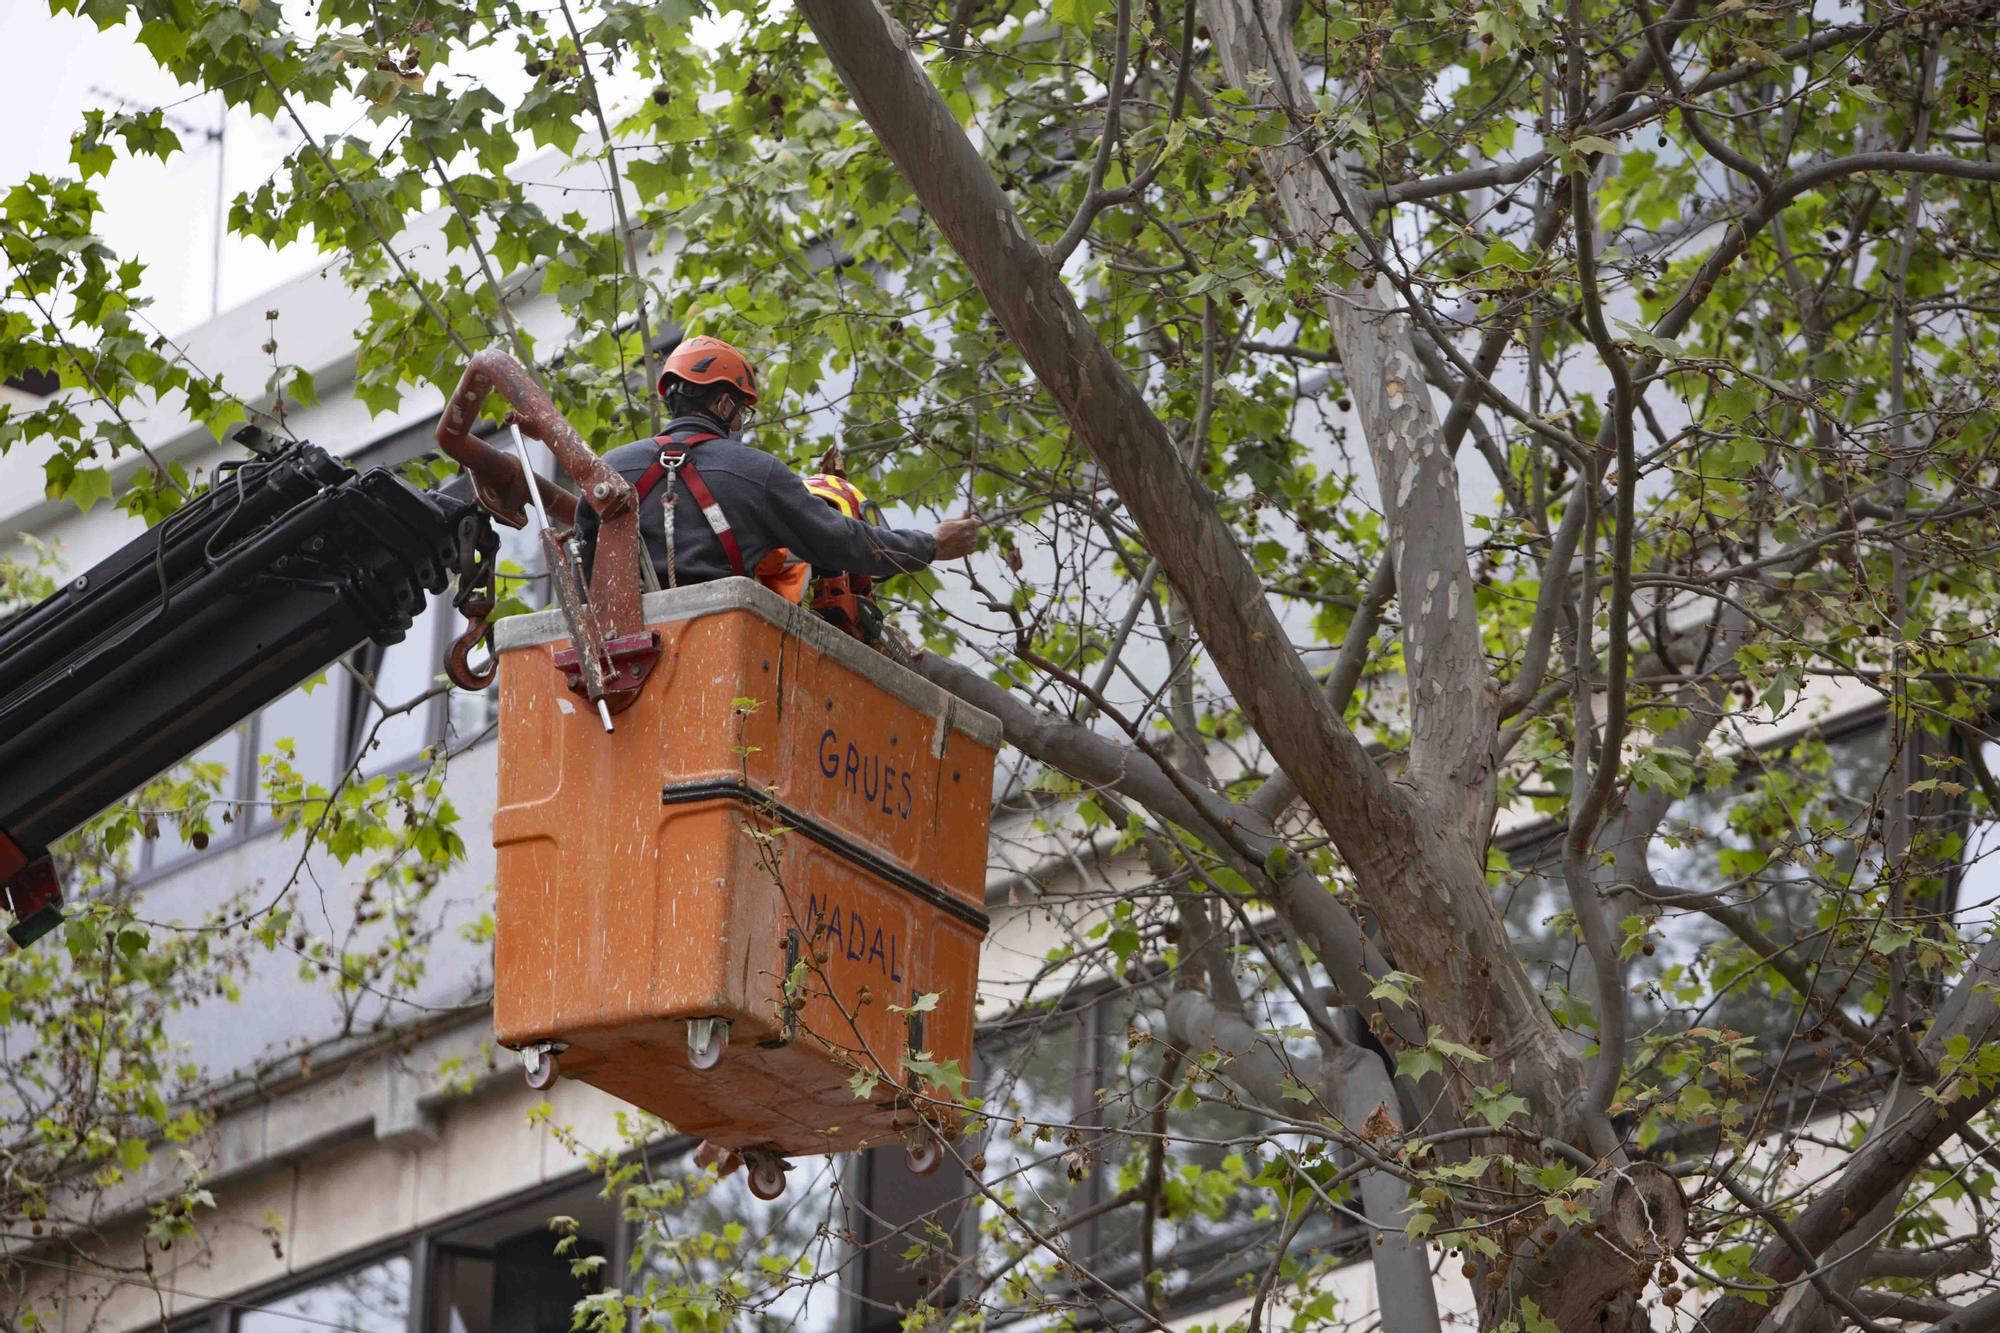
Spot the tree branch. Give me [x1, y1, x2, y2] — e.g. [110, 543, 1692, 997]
[1046, 0, 1135, 265]
[1702, 931, 2000, 1333]
[558, 0, 662, 434]
[793, 7, 1443, 1044]
[250, 48, 472, 361]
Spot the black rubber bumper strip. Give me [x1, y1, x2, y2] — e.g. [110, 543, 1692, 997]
[660, 778, 990, 933]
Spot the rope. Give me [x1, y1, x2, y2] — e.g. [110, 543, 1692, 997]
[662, 472, 679, 589]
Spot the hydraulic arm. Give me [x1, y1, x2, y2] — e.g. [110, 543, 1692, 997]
[0, 432, 496, 946]
[1, 350, 673, 949]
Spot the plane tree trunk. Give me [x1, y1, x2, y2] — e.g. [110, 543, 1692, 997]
[785, 3, 1684, 1328]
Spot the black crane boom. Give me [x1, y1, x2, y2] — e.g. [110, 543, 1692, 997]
[0, 437, 493, 945]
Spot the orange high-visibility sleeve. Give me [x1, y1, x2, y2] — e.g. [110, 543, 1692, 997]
[754, 549, 811, 605]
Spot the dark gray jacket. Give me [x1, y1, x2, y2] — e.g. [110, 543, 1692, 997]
[577, 417, 937, 587]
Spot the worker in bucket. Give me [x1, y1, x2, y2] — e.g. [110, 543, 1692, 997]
[577, 335, 980, 602]
[574, 335, 976, 1186]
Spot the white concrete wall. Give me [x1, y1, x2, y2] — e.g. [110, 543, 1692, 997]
[33, 1067, 637, 1330]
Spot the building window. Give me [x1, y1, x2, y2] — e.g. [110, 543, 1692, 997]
[123, 447, 548, 883]
[345, 599, 450, 774]
[139, 722, 252, 873]
[1950, 741, 2000, 913]
[426, 1173, 619, 1333]
[974, 981, 1341, 1321]
[4, 368, 59, 398]
[1495, 715, 1991, 1053]
[847, 1143, 970, 1332]
[144, 485, 538, 873]
[624, 1149, 849, 1331]
[430, 1228, 607, 1333]
[444, 513, 548, 746]
[249, 674, 344, 832]
[343, 472, 551, 769]
[234, 1252, 411, 1332]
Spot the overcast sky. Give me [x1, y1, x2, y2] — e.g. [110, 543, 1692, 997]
[0, 5, 722, 342]
[0, 7, 330, 335]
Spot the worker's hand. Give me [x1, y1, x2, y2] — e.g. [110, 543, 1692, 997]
[932, 514, 982, 561]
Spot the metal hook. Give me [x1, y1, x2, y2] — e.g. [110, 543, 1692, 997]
[444, 513, 500, 692]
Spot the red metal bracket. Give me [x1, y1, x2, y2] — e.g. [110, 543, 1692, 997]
[433, 350, 661, 715]
[0, 827, 25, 886]
[0, 830, 62, 948]
[434, 351, 646, 638]
[553, 631, 663, 716]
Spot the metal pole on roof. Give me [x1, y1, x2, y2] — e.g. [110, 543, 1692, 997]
[211, 92, 225, 319]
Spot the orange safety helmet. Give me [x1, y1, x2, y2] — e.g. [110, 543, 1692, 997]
[658, 335, 759, 405]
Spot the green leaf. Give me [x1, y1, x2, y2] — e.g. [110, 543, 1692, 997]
[205, 397, 249, 442]
[1481, 237, 1535, 272]
[625, 156, 675, 203]
[1430, 1036, 1488, 1064]
[1050, 0, 1112, 27]
[1249, 116, 1287, 148]
[53, 465, 113, 511]
[902, 1054, 967, 1101]
[1615, 320, 1686, 359]
[1469, 1086, 1530, 1129]
[1471, 8, 1519, 59]
[1396, 1046, 1444, 1082]
[136, 20, 187, 64]
[1369, 970, 1423, 1008]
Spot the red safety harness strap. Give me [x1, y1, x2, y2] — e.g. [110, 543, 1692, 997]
[633, 430, 716, 502]
[674, 461, 745, 579]
[633, 431, 746, 580]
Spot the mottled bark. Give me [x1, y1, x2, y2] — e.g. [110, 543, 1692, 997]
[791, 0, 1558, 1101]
[1507, 1163, 1687, 1323]
[1194, 0, 1582, 1124]
[1193, 6, 1703, 1328]
[1197, 5, 1495, 843]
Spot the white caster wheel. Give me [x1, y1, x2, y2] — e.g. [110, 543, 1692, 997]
[687, 1017, 729, 1071]
[746, 1152, 789, 1200]
[905, 1131, 942, 1176]
[522, 1043, 563, 1091]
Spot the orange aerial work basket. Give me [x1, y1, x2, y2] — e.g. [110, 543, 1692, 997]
[490, 582, 998, 1194]
[427, 352, 1000, 1199]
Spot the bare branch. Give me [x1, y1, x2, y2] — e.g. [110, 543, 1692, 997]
[558, 0, 662, 434]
